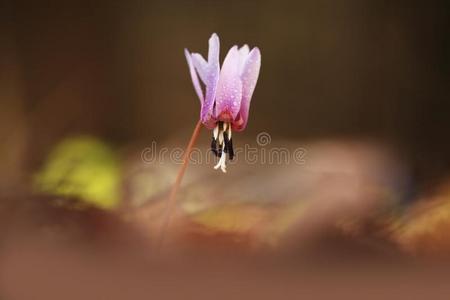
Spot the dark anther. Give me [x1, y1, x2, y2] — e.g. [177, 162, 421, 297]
[223, 132, 229, 154]
[223, 132, 234, 160]
[211, 137, 218, 157]
[228, 138, 234, 160]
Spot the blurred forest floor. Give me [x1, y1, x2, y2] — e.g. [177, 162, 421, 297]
[2, 135, 450, 299]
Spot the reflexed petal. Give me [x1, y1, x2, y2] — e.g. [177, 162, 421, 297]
[191, 53, 208, 83]
[201, 33, 221, 128]
[238, 44, 250, 74]
[233, 47, 261, 131]
[184, 49, 204, 103]
[208, 33, 220, 68]
[215, 46, 243, 122]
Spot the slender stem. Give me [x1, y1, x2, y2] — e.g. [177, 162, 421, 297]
[156, 119, 203, 251]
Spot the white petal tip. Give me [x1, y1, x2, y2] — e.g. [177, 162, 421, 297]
[250, 47, 261, 57]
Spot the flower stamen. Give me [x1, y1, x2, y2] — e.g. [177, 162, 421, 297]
[211, 121, 233, 172]
[214, 142, 227, 173]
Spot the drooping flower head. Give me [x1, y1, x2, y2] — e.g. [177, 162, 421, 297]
[185, 33, 261, 172]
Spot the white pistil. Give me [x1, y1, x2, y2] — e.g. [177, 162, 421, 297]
[214, 143, 227, 173]
[213, 125, 219, 140]
[218, 127, 224, 145]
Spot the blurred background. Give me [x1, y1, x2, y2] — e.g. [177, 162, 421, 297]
[1, 0, 450, 299]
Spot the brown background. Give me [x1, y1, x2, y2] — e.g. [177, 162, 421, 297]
[1, 0, 449, 186]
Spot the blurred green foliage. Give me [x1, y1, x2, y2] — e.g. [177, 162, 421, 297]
[34, 136, 121, 209]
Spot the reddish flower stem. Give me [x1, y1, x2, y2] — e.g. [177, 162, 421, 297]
[156, 119, 203, 251]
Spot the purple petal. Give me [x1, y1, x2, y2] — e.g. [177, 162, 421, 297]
[238, 44, 250, 74]
[184, 49, 204, 104]
[214, 46, 243, 122]
[207, 33, 220, 67]
[191, 53, 208, 83]
[200, 33, 220, 128]
[233, 47, 261, 132]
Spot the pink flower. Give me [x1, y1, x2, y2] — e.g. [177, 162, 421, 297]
[185, 33, 261, 172]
